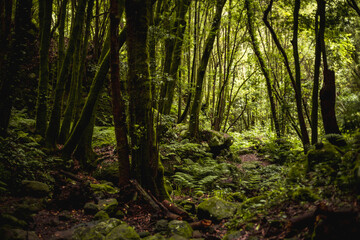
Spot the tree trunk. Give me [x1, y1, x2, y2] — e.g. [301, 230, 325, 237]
[0, 0, 32, 136]
[62, 27, 127, 159]
[162, 0, 191, 114]
[110, 0, 130, 186]
[57, 0, 68, 78]
[125, 0, 168, 199]
[311, 0, 325, 145]
[189, 0, 227, 139]
[46, 0, 87, 148]
[245, 0, 281, 138]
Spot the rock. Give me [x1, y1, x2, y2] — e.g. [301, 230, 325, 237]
[72, 218, 123, 240]
[21, 180, 50, 198]
[90, 183, 119, 195]
[168, 220, 193, 239]
[143, 233, 167, 240]
[59, 210, 72, 221]
[201, 130, 234, 157]
[138, 231, 151, 238]
[114, 209, 125, 219]
[93, 162, 119, 185]
[197, 197, 237, 222]
[106, 224, 140, 240]
[94, 210, 109, 220]
[84, 202, 100, 215]
[13, 198, 45, 222]
[167, 234, 188, 240]
[0, 213, 27, 228]
[98, 198, 118, 216]
[0, 228, 40, 240]
[222, 230, 244, 240]
[307, 143, 342, 171]
[155, 219, 169, 232]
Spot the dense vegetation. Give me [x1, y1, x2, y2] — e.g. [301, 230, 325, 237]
[1, 0, 360, 239]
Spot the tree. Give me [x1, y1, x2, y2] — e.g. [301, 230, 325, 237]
[188, 0, 227, 138]
[0, 0, 33, 136]
[262, 0, 310, 149]
[45, 0, 87, 148]
[110, 0, 130, 186]
[125, 0, 168, 199]
[245, 0, 281, 138]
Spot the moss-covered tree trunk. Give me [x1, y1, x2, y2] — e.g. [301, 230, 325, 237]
[311, 0, 325, 145]
[0, 0, 32, 136]
[110, 0, 130, 186]
[45, 0, 87, 148]
[125, 0, 168, 199]
[162, 0, 191, 115]
[245, 0, 281, 138]
[35, 0, 53, 137]
[57, 0, 68, 78]
[189, 0, 227, 139]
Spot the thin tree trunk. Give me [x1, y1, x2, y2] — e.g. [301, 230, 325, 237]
[311, 0, 325, 145]
[162, 0, 191, 114]
[189, 0, 227, 139]
[110, 0, 130, 186]
[245, 0, 281, 138]
[46, 0, 87, 148]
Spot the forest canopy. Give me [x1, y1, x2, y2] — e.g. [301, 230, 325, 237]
[1, 0, 360, 239]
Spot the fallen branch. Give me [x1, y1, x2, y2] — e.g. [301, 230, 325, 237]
[162, 200, 191, 220]
[190, 219, 212, 230]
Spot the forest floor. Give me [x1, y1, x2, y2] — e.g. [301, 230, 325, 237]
[1, 127, 360, 240]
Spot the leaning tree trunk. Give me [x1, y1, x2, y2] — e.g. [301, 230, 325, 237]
[245, 0, 281, 138]
[162, 0, 191, 115]
[189, 0, 227, 139]
[125, 0, 168, 199]
[45, 0, 87, 148]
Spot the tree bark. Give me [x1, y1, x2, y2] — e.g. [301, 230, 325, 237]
[189, 0, 227, 139]
[125, 0, 168, 199]
[110, 0, 130, 186]
[245, 0, 281, 138]
[311, 0, 325, 145]
[46, 0, 87, 148]
[0, 0, 32, 136]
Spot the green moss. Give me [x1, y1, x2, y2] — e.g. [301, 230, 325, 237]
[197, 197, 237, 221]
[90, 183, 119, 195]
[307, 143, 342, 171]
[94, 210, 109, 220]
[291, 187, 319, 202]
[98, 198, 118, 216]
[168, 220, 193, 238]
[105, 224, 140, 240]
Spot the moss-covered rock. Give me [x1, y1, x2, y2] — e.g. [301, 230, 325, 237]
[306, 143, 342, 171]
[201, 130, 234, 157]
[98, 198, 118, 216]
[0, 213, 27, 228]
[105, 224, 140, 240]
[84, 202, 100, 215]
[291, 187, 319, 202]
[72, 218, 123, 240]
[197, 197, 237, 222]
[21, 180, 50, 198]
[143, 233, 167, 240]
[93, 162, 119, 185]
[155, 219, 169, 233]
[91, 183, 119, 195]
[94, 210, 109, 220]
[167, 234, 188, 240]
[222, 230, 244, 240]
[0, 228, 40, 240]
[168, 220, 193, 238]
